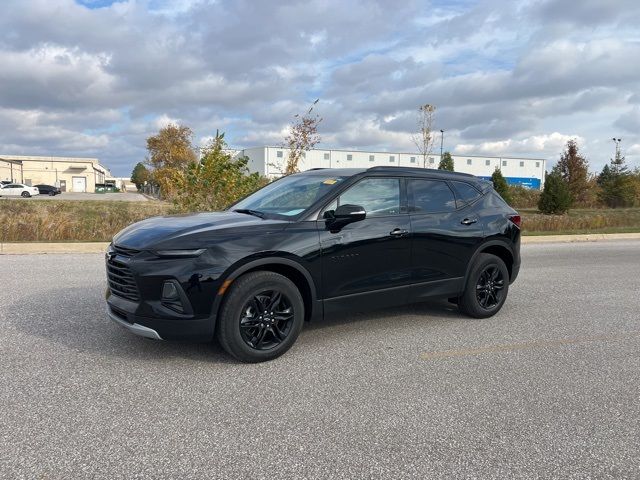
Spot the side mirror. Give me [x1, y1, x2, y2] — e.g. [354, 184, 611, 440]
[334, 204, 366, 222]
[325, 204, 366, 232]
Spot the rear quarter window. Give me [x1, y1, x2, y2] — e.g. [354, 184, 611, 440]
[451, 181, 483, 208]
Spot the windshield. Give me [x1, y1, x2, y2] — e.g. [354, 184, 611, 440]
[231, 174, 348, 218]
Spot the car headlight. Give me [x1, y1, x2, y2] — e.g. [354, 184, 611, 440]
[154, 249, 206, 258]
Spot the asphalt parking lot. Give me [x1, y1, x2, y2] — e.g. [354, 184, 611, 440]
[1, 241, 639, 479]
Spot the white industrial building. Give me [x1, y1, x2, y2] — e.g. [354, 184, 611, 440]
[237, 147, 546, 189]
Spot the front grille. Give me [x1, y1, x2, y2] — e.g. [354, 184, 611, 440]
[113, 245, 140, 257]
[106, 257, 140, 301]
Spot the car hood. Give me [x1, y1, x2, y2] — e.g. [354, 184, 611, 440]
[113, 211, 288, 250]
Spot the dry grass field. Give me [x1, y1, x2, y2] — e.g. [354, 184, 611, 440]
[0, 199, 170, 242]
[2, 199, 640, 242]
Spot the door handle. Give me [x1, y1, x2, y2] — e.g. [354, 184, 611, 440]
[390, 228, 409, 237]
[461, 218, 478, 225]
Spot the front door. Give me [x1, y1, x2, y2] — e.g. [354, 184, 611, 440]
[59, 180, 66, 192]
[318, 177, 412, 314]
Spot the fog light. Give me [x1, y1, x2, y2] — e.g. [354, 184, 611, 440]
[162, 281, 180, 300]
[162, 280, 184, 313]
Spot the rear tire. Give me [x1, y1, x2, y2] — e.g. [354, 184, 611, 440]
[21, 191, 30, 198]
[216, 271, 304, 363]
[458, 253, 509, 318]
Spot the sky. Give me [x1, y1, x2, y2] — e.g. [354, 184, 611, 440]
[1, 0, 639, 177]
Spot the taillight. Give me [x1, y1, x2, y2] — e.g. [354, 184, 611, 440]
[509, 215, 522, 228]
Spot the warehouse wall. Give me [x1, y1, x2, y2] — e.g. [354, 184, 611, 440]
[0, 156, 109, 192]
[240, 147, 546, 189]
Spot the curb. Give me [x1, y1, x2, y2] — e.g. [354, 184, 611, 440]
[0, 242, 110, 254]
[521, 232, 640, 244]
[1, 233, 640, 254]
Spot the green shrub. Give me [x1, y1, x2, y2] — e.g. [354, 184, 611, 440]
[538, 170, 572, 214]
[491, 168, 511, 204]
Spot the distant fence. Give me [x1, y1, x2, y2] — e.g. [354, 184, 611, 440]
[140, 184, 162, 200]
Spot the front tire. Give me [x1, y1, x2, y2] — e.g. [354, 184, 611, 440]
[458, 253, 509, 318]
[216, 271, 304, 363]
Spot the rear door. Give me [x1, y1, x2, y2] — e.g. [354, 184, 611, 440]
[408, 178, 484, 287]
[318, 176, 412, 312]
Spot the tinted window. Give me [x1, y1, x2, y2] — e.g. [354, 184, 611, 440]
[451, 181, 482, 208]
[408, 179, 456, 213]
[334, 178, 401, 217]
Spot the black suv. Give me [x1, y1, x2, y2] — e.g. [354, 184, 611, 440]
[106, 167, 521, 362]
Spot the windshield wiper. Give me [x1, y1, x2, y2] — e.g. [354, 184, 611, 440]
[233, 209, 265, 219]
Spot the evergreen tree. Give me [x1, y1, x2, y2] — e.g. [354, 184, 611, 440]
[438, 151, 454, 171]
[597, 164, 612, 187]
[130, 162, 150, 190]
[598, 151, 635, 208]
[491, 167, 512, 204]
[538, 169, 572, 214]
[555, 139, 589, 205]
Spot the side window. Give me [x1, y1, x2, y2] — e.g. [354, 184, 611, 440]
[451, 181, 482, 208]
[327, 178, 401, 217]
[408, 179, 456, 213]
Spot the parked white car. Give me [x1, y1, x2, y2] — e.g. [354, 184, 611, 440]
[0, 183, 40, 197]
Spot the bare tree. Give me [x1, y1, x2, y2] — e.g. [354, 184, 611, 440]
[283, 99, 322, 175]
[411, 104, 436, 168]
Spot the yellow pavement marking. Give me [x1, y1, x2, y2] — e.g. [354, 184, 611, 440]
[420, 332, 640, 360]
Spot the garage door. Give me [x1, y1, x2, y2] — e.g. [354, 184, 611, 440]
[72, 176, 87, 193]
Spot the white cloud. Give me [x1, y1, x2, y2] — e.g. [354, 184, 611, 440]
[0, 0, 639, 175]
[455, 133, 584, 157]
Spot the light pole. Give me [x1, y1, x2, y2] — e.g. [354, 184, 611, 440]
[440, 129, 445, 159]
[612, 137, 622, 159]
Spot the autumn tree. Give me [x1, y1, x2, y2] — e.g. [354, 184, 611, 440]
[283, 99, 322, 175]
[172, 131, 268, 212]
[130, 162, 150, 190]
[491, 167, 512, 204]
[538, 169, 572, 214]
[555, 140, 589, 205]
[412, 104, 436, 168]
[598, 150, 635, 208]
[146, 123, 197, 199]
[146, 124, 197, 170]
[438, 151, 454, 171]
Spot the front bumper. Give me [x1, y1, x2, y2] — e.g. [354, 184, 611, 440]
[106, 296, 216, 342]
[107, 305, 163, 340]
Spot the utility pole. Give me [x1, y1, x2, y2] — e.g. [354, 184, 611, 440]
[440, 129, 445, 159]
[612, 137, 622, 158]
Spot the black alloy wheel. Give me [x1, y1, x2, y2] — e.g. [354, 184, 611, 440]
[217, 271, 304, 362]
[458, 253, 509, 318]
[239, 290, 295, 350]
[21, 191, 30, 198]
[475, 264, 505, 309]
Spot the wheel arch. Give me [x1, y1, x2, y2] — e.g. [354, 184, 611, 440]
[213, 256, 319, 324]
[465, 240, 515, 284]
